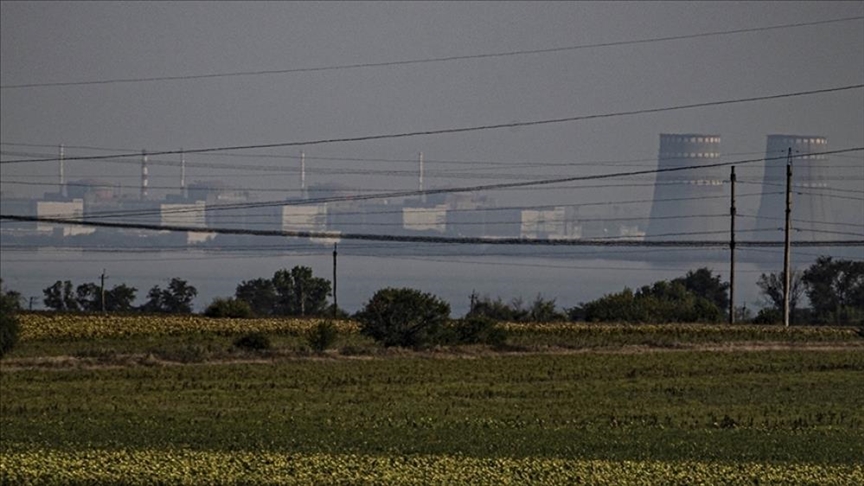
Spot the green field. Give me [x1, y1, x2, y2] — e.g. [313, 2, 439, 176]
[1, 315, 863, 484]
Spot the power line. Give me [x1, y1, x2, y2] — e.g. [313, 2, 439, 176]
[794, 191, 864, 202]
[3, 84, 862, 165]
[0, 179, 747, 197]
[1, 192, 782, 223]
[0, 144, 668, 168]
[112, 213, 724, 229]
[359, 254, 776, 274]
[738, 180, 864, 194]
[802, 228, 864, 238]
[2, 214, 861, 248]
[0, 250, 791, 271]
[3, 16, 861, 90]
[738, 213, 864, 228]
[2, 243, 856, 267]
[43, 148, 863, 220]
[8, 142, 862, 172]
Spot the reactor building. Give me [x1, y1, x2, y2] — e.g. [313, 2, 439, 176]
[645, 134, 725, 240]
[754, 135, 835, 242]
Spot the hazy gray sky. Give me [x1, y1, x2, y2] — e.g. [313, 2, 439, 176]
[1, 1, 862, 312]
[2, 1, 863, 214]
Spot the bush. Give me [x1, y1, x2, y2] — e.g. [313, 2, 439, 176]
[752, 308, 782, 325]
[582, 282, 723, 324]
[0, 292, 21, 359]
[233, 332, 271, 351]
[356, 287, 451, 348]
[468, 295, 519, 321]
[448, 316, 507, 346]
[307, 320, 338, 352]
[204, 298, 253, 318]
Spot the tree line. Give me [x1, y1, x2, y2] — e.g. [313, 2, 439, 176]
[27, 257, 864, 326]
[0, 256, 862, 357]
[38, 266, 333, 319]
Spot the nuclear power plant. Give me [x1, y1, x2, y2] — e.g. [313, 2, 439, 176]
[2, 133, 853, 255]
[645, 133, 725, 240]
[754, 135, 834, 242]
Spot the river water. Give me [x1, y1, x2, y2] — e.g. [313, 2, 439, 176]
[0, 246, 788, 316]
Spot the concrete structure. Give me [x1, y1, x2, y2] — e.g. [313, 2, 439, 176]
[574, 204, 647, 239]
[755, 135, 835, 241]
[646, 134, 725, 240]
[282, 204, 327, 232]
[66, 179, 115, 201]
[520, 206, 579, 239]
[161, 201, 213, 243]
[403, 204, 448, 233]
[36, 199, 94, 236]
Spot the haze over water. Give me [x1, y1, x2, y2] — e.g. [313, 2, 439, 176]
[1, 2, 862, 311]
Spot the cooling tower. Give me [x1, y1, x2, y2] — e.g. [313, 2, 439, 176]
[645, 134, 725, 240]
[755, 135, 834, 242]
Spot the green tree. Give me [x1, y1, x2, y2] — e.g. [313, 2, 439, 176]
[528, 294, 565, 323]
[204, 297, 252, 318]
[105, 284, 137, 312]
[802, 257, 864, 324]
[672, 268, 730, 315]
[76, 283, 102, 311]
[466, 293, 559, 322]
[307, 320, 339, 352]
[163, 278, 197, 314]
[356, 287, 450, 348]
[1, 279, 22, 359]
[140, 285, 165, 313]
[448, 315, 507, 346]
[583, 288, 638, 322]
[140, 278, 197, 314]
[235, 278, 277, 316]
[467, 294, 517, 321]
[43, 280, 79, 311]
[755, 270, 804, 324]
[582, 281, 722, 324]
[272, 266, 331, 316]
[0, 279, 22, 310]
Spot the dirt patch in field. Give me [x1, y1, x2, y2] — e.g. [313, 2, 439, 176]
[2, 341, 862, 372]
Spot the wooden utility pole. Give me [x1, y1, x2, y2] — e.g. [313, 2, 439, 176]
[729, 166, 736, 324]
[100, 269, 107, 314]
[783, 148, 793, 327]
[332, 243, 338, 318]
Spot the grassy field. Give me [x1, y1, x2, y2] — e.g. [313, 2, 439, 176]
[1, 314, 863, 484]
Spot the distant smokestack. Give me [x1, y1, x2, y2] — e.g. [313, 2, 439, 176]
[419, 152, 425, 203]
[59, 144, 66, 198]
[300, 151, 307, 200]
[180, 149, 187, 199]
[141, 149, 149, 199]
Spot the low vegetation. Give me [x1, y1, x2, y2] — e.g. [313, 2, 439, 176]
[2, 260, 862, 484]
[0, 281, 21, 359]
[2, 347, 863, 484]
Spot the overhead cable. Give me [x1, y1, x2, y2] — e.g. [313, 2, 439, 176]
[2, 84, 862, 165]
[47, 147, 863, 220]
[2, 16, 860, 90]
[2, 214, 861, 248]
